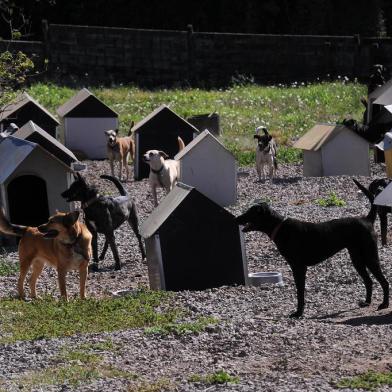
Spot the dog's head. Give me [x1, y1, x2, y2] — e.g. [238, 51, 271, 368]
[38, 210, 80, 243]
[235, 201, 274, 232]
[143, 149, 169, 167]
[342, 118, 358, 131]
[105, 129, 119, 147]
[254, 127, 272, 152]
[61, 173, 90, 202]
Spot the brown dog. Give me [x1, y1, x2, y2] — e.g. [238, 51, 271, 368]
[105, 121, 135, 182]
[0, 209, 92, 300]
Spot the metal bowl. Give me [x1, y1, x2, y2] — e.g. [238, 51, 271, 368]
[248, 271, 283, 286]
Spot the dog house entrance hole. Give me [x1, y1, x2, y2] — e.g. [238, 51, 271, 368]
[8, 175, 50, 226]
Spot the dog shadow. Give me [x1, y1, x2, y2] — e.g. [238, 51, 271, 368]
[272, 177, 303, 185]
[312, 309, 392, 326]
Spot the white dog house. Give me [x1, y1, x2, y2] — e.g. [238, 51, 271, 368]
[13, 121, 77, 167]
[0, 136, 73, 229]
[375, 181, 392, 207]
[294, 123, 370, 177]
[0, 92, 60, 137]
[57, 88, 118, 159]
[368, 79, 392, 124]
[175, 130, 237, 206]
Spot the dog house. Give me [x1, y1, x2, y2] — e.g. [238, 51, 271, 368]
[57, 88, 118, 160]
[0, 136, 73, 229]
[375, 181, 392, 207]
[175, 130, 237, 206]
[13, 121, 77, 167]
[368, 79, 392, 124]
[140, 183, 248, 291]
[294, 123, 370, 177]
[133, 105, 199, 180]
[0, 92, 60, 138]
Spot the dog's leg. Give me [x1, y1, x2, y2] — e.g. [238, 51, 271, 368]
[119, 159, 123, 181]
[349, 248, 373, 307]
[290, 266, 307, 318]
[110, 159, 115, 177]
[99, 239, 109, 260]
[379, 211, 388, 246]
[152, 184, 158, 207]
[256, 163, 261, 182]
[124, 154, 130, 182]
[90, 229, 100, 271]
[365, 257, 389, 310]
[269, 164, 274, 180]
[57, 269, 68, 301]
[29, 260, 44, 299]
[18, 257, 31, 299]
[107, 235, 122, 270]
[79, 261, 88, 299]
[128, 206, 146, 260]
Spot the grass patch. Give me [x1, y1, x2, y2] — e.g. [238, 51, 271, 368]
[315, 192, 346, 207]
[144, 316, 218, 336]
[0, 259, 18, 277]
[25, 81, 366, 166]
[0, 290, 181, 343]
[336, 371, 392, 390]
[189, 370, 240, 385]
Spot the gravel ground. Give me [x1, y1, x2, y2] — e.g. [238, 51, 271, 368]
[1, 159, 392, 391]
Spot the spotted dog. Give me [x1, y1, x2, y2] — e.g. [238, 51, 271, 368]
[254, 126, 277, 181]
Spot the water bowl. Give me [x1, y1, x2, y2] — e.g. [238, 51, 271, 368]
[248, 271, 283, 286]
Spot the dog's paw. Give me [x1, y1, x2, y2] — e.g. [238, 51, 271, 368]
[377, 302, 389, 311]
[114, 264, 122, 271]
[289, 311, 303, 318]
[358, 301, 371, 308]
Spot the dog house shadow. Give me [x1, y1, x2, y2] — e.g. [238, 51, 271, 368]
[133, 105, 199, 180]
[0, 136, 73, 241]
[140, 182, 248, 291]
[0, 92, 60, 138]
[337, 312, 392, 327]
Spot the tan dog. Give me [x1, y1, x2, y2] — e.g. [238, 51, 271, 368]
[0, 210, 92, 300]
[143, 137, 185, 206]
[105, 121, 135, 182]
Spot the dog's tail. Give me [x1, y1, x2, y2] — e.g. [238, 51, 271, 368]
[177, 136, 185, 152]
[0, 209, 27, 237]
[353, 179, 377, 223]
[100, 175, 127, 196]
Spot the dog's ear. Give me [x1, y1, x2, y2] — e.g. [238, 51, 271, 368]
[63, 210, 80, 227]
[104, 130, 111, 135]
[130, 121, 134, 129]
[254, 135, 261, 140]
[262, 127, 269, 136]
[159, 151, 169, 159]
[360, 97, 368, 108]
[115, 129, 119, 134]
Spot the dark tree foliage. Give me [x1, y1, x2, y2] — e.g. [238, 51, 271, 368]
[1, 0, 390, 39]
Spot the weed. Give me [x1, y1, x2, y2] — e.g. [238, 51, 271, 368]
[336, 370, 392, 390]
[315, 192, 346, 207]
[189, 370, 240, 385]
[0, 259, 18, 276]
[0, 290, 181, 343]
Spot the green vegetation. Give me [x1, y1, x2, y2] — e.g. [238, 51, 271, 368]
[0, 290, 181, 343]
[337, 371, 392, 390]
[128, 379, 174, 392]
[144, 316, 218, 336]
[315, 192, 346, 207]
[189, 370, 240, 385]
[0, 259, 18, 276]
[24, 81, 365, 164]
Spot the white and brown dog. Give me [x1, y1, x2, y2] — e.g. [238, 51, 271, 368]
[254, 126, 278, 181]
[105, 121, 135, 182]
[143, 137, 185, 206]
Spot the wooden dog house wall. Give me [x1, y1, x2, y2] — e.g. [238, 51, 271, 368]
[133, 105, 199, 180]
[0, 136, 73, 229]
[0, 92, 60, 138]
[13, 121, 77, 167]
[294, 123, 370, 177]
[57, 88, 118, 160]
[175, 130, 237, 207]
[140, 183, 248, 291]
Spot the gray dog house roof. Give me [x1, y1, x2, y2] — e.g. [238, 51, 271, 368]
[57, 88, 118, 118]
[369, 78, 392, 105]
[13, 121, 77, 166]
[0, 136, 72, 184]
[293, 123, 364, 150]
[140, 182, 246, 291]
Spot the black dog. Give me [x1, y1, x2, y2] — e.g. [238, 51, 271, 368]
[61, 173, 146, 270]
[354, 178, 392, 246]
[236, 202, 389, 318]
